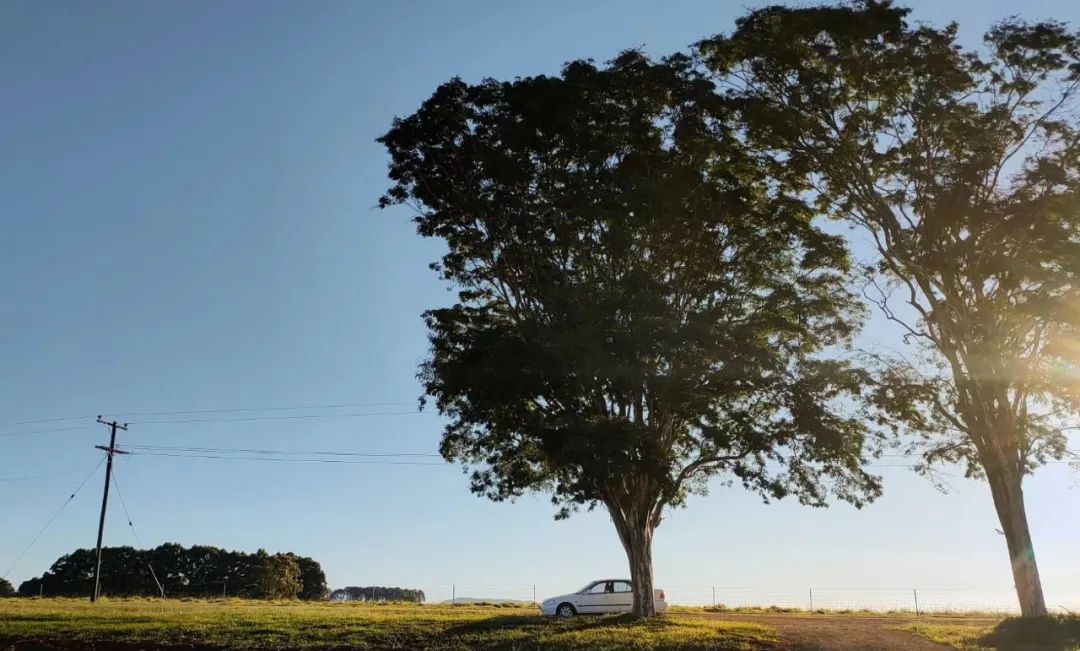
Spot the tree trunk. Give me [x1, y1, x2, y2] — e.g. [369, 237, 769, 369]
[986, 464, 1047, 617]
[607, 499, 657, 618]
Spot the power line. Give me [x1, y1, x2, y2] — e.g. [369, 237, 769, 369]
[2, 401, 418, 431]
[2, 399, 419, 436]
[106, 401, 415, 418]
[110, 468, 165, 598]
[130, 451, 446, 466]
[1, 414, 97, 427]
[877, 450, 1080, 458]
[127, 410, 421, 425]
[109, 470, 140, 544]
[0, 409, 424, 438]
[105, 449, 914, 469]
[0, 425, 98, 439]
[0, 468, 90, 483]
[139, 445, 1041, 461]
[2, 459, 105, 580]
[127, 451, 1068, 469]
[123, 444, 440, 458]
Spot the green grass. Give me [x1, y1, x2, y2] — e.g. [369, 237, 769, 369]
[0, 598, 779, 650]
[903, 615, 1080, 650]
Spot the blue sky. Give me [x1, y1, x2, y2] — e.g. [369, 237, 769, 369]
[2, 0, 1078, 607]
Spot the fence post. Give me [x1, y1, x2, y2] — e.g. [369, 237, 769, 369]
[712, 586, 716, 607]
[913, 588, 920, 617]
[809, 588, 814, 611]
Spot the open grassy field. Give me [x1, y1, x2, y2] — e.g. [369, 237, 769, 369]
[0, 598, 780, 651]
[4, 598, 1076, 650]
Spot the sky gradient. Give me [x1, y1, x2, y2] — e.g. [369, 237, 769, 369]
[2, 0, 1078, 608]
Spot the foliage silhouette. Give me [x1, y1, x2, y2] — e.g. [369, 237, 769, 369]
[17, 543, 326, 600]
[329, 586, 426, 603]
[381, 49, 883, 616]
[699, 0, 1080, 616]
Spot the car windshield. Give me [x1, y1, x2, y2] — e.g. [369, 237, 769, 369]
[577, 582, 598, 594]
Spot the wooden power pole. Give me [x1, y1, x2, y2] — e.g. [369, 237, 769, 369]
[91, 416, 128, 603]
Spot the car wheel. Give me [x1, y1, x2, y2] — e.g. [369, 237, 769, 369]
[556, 603, 576, 618]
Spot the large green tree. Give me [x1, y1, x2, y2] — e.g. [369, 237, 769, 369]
[699, 0, 1080, 616]
[289, 554, 329, 601]
[248, 550, 302, 600]
[0, 578, 14, 598]
[380, 52, 882, 616]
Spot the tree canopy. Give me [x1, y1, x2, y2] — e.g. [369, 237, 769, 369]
[697, 0, 1080, 616]
[0, 578, 14, 598]
[17, 544, 327, 600]
[330, 586, 426, 603]
[380, 50, 883, 616]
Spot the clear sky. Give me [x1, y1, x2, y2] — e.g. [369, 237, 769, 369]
[2, 0, 1078, 608]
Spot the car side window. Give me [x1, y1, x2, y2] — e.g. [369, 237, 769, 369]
[613, 581, 631, 593]
[584, 583, 607, 595]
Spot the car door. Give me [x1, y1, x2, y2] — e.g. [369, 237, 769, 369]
[608, 581, 633, 613]
[576, 581, 610, 613]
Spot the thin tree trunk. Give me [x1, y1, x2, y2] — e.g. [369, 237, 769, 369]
[987, 464, 1047, 617]
[608, 499, 657, 618]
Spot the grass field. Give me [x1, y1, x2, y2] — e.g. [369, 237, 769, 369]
[903, 615, 1080, 650]
[670, 605, 1010, 618]
[0, 598, 780, 650]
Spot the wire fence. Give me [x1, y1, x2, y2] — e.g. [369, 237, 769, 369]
[415, 584, 1080, 614]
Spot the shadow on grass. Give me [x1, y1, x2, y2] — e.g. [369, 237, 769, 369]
[978, 615, 1080, 650]
[442, 613, 783, 651]
[444, 612, 659, 636]
[0, 639, 221, 651]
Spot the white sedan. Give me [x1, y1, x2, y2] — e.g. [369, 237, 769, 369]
[539, 579, 669, 616]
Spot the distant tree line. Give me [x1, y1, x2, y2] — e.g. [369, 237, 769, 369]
[17, 543, 327, 600]
[329, 586, 425, 603]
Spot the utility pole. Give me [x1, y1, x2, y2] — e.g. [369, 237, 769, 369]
[91, 417, 128, 603]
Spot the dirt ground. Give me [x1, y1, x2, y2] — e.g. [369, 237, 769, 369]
[702, 612, 998, 651]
